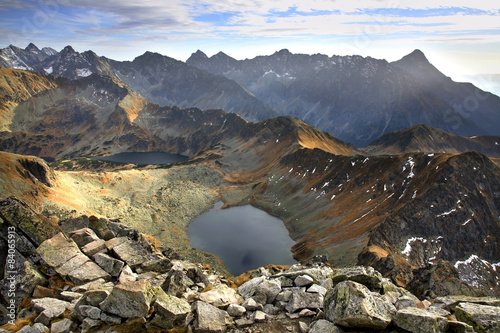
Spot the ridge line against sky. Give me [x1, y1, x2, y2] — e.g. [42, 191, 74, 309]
[0, 0, 499, 92]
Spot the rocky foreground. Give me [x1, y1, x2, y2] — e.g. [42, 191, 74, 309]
[1, 197, 500, 333]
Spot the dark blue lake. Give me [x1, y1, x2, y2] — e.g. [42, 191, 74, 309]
[188, 202, 296, 276]
[92, 152, 188, 165]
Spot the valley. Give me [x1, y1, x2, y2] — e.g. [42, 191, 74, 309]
[0, 44, 499, 304]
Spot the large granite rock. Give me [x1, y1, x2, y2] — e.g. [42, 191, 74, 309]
[198, 283, 244, 308]
[330, 266, 385, 291]
[31, 297, 71, 325]
[454, 302, 500, 332]
[285, 288, 323, 313]
[161, 269, 194, 296]
[238, 276, 266, 300]
[150, 294, 191, 329]
[99, 280, 158, 318]
[194, 301, 231, 333]
[0, 197, 60, 247]
[393, 307, 449, 333]
[93, 253, 124, 277]
[36, 232, 110, 284]
[254, 279, 282, 304]
[68, 228, 100, 248]
[50, 318, 76, 333]
[324, 280, 395, 330]
[1, 250, 47, 323]
[309, 319, 345, 333]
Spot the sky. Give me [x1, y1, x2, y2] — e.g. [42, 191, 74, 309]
[1, 0, 499, 92]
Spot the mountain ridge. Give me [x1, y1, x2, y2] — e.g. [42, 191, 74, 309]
[187, 47, 497, 146]
[3, 43, 500, 146]
[1, 44, 276, 123]
[365, 123, 500, 157]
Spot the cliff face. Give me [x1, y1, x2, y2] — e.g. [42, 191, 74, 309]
[359, 152, 500, 292]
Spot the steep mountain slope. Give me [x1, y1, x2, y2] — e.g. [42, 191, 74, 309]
[0, 43, 56, 70]
[242, 147, 500, 294]
[0, 68, 60, 131]
[0, 68, 355, 160]
[109, 51, 275, 121]
[36, 45, 114, 79]
[365, 124, 500, 157]
[0, 44, 275, 122]
[392, 50, 500, 136]
[188, 49, 488, 147]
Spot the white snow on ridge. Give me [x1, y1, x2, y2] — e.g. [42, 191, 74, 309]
[462, 219, 472, 226]
[77, 68, 92, 77]
[402, 237, 427, 257]
[437, 208, 456, 217]
[404, 157, 415, 179]
[454, 254, 498, 288]
[44, 66, 53, 74]
[454, 254, 489, 269]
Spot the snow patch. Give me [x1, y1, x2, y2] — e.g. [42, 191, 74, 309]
[402, 237, 427, 257]
[462, 219, 472, 226]
[437, 208, 456, 217]
[44, 66, 53, 74]
[405, 157, 415, 179]
[454, 255, 493, 288]
[76, 68, 92, 77]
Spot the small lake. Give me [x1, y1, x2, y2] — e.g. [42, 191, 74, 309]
[188, 202, 296, 276]
[92, 152, 188, 165]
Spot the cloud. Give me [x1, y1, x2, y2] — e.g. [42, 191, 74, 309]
[2, 0, 498, 41]
[0, 0, 499, 68]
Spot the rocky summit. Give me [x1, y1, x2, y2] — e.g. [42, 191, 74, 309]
[1, 198, 499, 333]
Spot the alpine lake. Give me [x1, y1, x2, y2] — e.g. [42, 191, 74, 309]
[92, 152, 296, 276]
[188, 201, 296, 276]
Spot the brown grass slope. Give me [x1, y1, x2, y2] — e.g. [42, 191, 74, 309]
[0, 68, 59, 131]
[365, 123, 500, 157]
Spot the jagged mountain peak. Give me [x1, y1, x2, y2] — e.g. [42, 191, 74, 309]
[392, 49, 444, 81]
[61, 45, 76, 54]
[25, 43, 41, 53]
[41, 47, 58, 56]
[274, 48, 292, 56]
[190, 49, 208, 59]
[133, 51, 178, 65]
[402, 49, 429, 63]
[213, 51, 228, 57]
[212, 51, 233, 60]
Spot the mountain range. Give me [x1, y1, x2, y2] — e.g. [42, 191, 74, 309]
[0, 58, 499, 299]
[187, 48, 500, 146]
[1, 43, 500, 302]
[2, 43, 500, 147]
